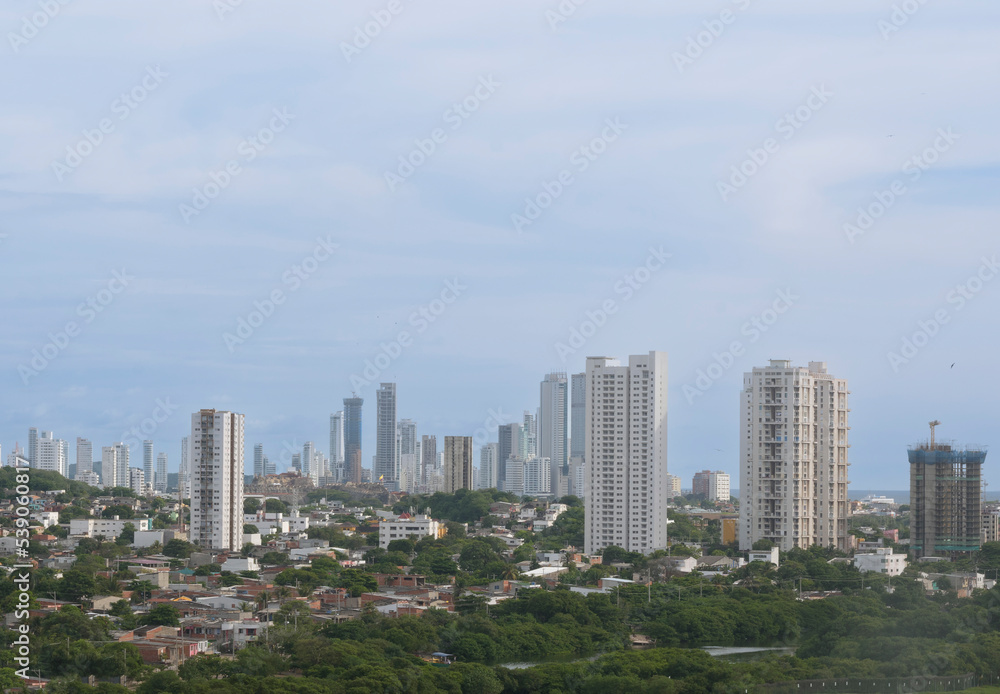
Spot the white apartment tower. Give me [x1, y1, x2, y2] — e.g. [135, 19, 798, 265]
[540, 372, 569, 497]
[584, 351, 669, 555]
[130, 467, 145, 496]
[143, 440, 154, 490]
[156, 453, 168, 493]
[102, 444, 129, 489]
[76, 438, 93, 480]
[303, 441, 318, 485]
[739, 360, 850, 552]
[190, 409, 245, 551]
[253, 443, 265, 478]
[36, 433, 68, 477]
[179, 436, 190, 499]
[330, 411, 344, 479]
[479, 443, 499, 490]
[375, 383, 398, 486]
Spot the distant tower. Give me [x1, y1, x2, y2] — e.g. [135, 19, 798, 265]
[75, 438, 93, 481]
[343, 396, 364, 484]
[179, 436, 190, 499]
[421, 435, 437, 489]
[156, 453, 168, 493]
[443, 436, 474, 493]
[540, 372, 569, 496]
[143, 441, 154, 491]
[909, 422, 986, 558]
[330, 411, 344, 479]
[27, 427, 38, 468]
[189, 409, 245, 551]
[479, 443, 499, 490]
[375, 383, 398, 487]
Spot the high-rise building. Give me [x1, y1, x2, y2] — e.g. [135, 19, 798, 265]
[692, 470, 711, 497]
[130, 467, 145, 496]
[264, 453, 275, 476]
[421, 434, 437, 488]
[291, 453, 301, 473]
[479, 443, 499, 490]
[375, 383, 398, 486]
[28, 427, 38, 468]
[524, 456, 552, 496]
[189, 409, 245, 551]
[36, 434, 68, 477]
[179, 436, 190, 499]
[330, 411, 344, 478]
[909, 425, 986, 558]
[739, 360, 850, 552]
[584, 351, 669, 555]
[443, 436, 473, 493]
[156, 453, 168, 493]
[398, 419, 417, 460]
[540, 372, 569, 497]
[505, 458, 525, 496]
[665, 474, 682, 499]
[143, 440, 154, 491]
[399, 453, 419, 493]
[75, 437, 93, 481]
[521, 411, 537, 459]
[570, 372, 586, 461]
[303, 442, 317, 484]
[497, 423, 520, 490]
[253, 443, 265, 478]
[344, 396, 364, 484]
[102, 444, 129, 489]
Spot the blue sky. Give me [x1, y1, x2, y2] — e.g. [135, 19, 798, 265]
[2, 1, 999, 489]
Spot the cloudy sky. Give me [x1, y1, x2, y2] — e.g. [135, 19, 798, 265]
[2, 0, 998, 490]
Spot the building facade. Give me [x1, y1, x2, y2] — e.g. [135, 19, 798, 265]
[479, 443, 499, 490]
[190, 409, 245, 551]
[738, 360, 850, 552]
[443, 436, 473, 493]
[343, 397, 364, 484]
[540, 372, 569, 497]
[375, 383, 398, 487]
[584, 351, 669, 555]
[909, 439, 986, 557]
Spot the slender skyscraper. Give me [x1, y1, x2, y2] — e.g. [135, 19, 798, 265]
[156, 453, 167, 493]
[36, 434, 68, 477]
[421, 434, 437, 488]
[375, 383, 398, 486]
[303, 441, 317, 484]
[739, 360, 850, 551]
[584, 351, 669, 555]
[253, 443, 265, 478]
[521, 412, 537, 459]
[444, 436, 474, 493]
[497, 423, 520, 490]
[343, 396, 364, 484]
[143, 440, 154, 491]
[479, 443, 499, 490]
[570, 372, 585, 460]
[179, 436, 190, 499]
[27, 427, 38, 468]
[330, 411, 344, 478]
[540, 372, 569, 495]
[190, 409, 245, 551]
[75, 437, 93, 480]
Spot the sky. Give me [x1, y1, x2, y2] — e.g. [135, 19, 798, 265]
[1, 1, 998, 490]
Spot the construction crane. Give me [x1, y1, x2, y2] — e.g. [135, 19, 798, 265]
[929, 420, 941, 450]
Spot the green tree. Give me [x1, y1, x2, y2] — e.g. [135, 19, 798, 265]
[141, 603, 180, 626]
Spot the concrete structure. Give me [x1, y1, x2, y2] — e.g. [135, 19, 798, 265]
[75, 437, 93, 481]
[692, 470, 731, 501]
[28, 427, 38, 467]
[375, 383, 398, 487]
[909, 431, 986, 557]
[497, 423, 520, 491]
[190, 409, 245, 551]
[143, 440, 154, 491]
[521, 411, 537, 460]
[540, 372, 569, 498]
[103, 443, 129, 489]
[983, 508, 1000, 544]
[420, 434, 437, 489]
[479, 443, 499, 490]
[722, 517, 738, 544]
[130, 467, 146, 496]
[747, 547, 780, 566]
[343, 397, 364, 484]
[584, 351, 669, 555]
[524, 456, 552, 496]
[378, 514, 444, 549]
[443, 436, 473, 493]
[665, 474, 682, 499]
[179, 436, 190, 500]
[70, 517, 151, 539]
[330, 411, 344, 480]
[36, 433, 68, 477]
[854, 547, 907, 576]
[156, 453, 167, 493]
[505, 458, 525, 496]
[253, 444, 265, 479]
[739, 360, 850, 552]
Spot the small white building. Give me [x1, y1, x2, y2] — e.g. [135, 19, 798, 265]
[31, 511, 60, 528]
[69, 517, 151, 539]
[221, 557, 260, 574]
[378, 514, 443, 550]
[854, 548, 907, 576]
[747, 547, 780, 567]
[133, 529, 175, 548]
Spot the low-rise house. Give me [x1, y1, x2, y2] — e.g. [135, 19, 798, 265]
[854, 548, 907, 576]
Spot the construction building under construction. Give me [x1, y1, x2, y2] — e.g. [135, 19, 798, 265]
[908, 421, 987, 558]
